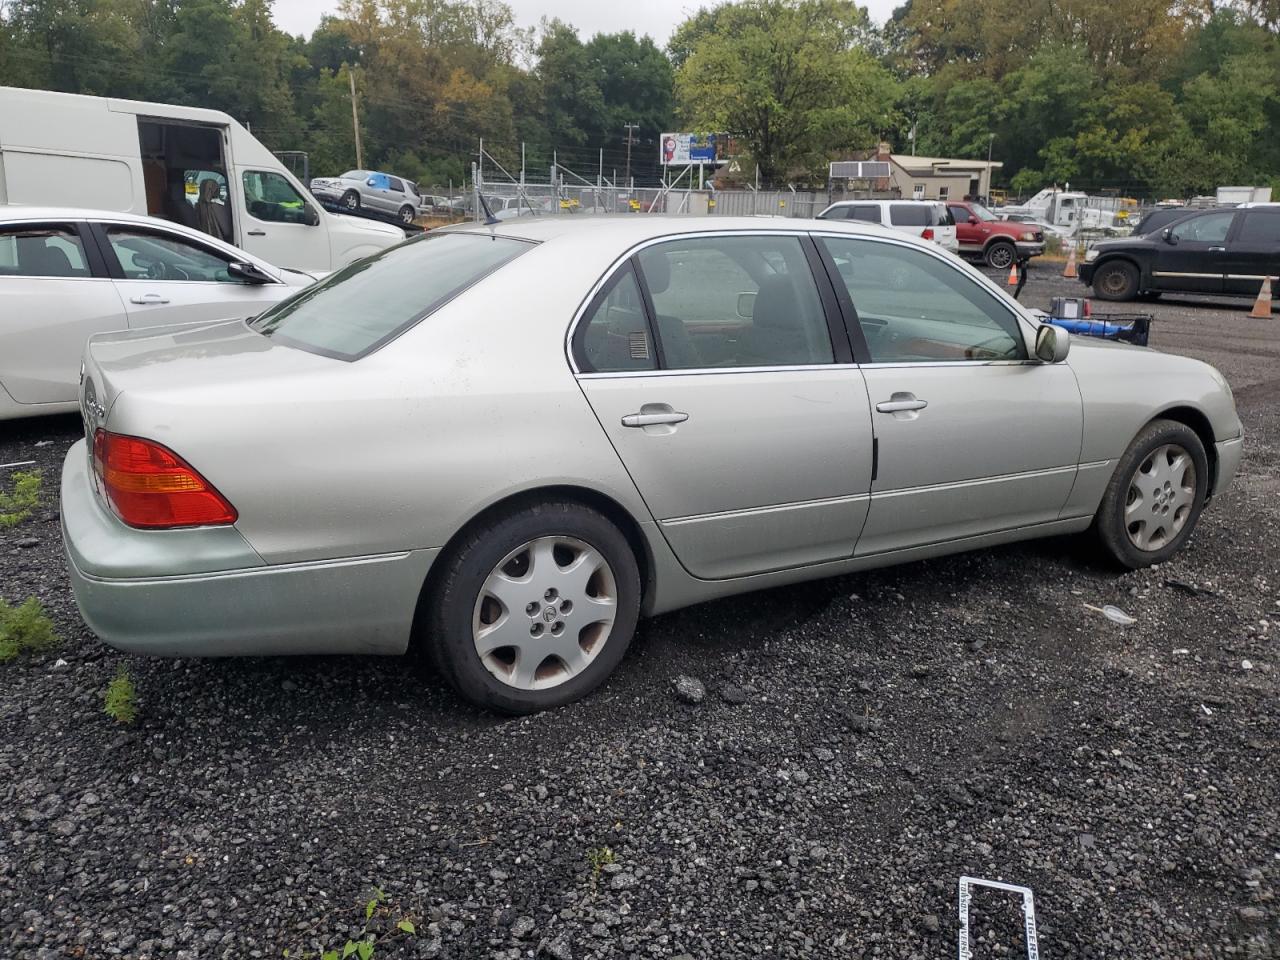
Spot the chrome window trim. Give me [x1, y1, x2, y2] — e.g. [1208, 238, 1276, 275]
[566, 228, 1041, 377]
[578, 362, 864, 380]
[1152, 271, 1222, 279]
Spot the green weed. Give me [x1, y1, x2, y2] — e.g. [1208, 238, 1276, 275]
[0, 469, 41, 527]
[0, 596, 58, 661]
[588, 845, 616, 879]
[283, 887, 417, 960]
[104, 666, 138, 724]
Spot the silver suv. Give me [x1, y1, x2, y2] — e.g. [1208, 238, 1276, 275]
[309, 170, 420, 225]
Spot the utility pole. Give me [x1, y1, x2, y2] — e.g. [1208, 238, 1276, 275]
[348, 67, 364, 169]
[986, 133, 995, 202]
[623, 123, 640, 188]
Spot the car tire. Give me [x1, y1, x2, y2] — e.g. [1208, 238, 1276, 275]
[422, 500, 641, 714]
[341, 190, 360, 212]
[985, 241, 1016, 269]
[1094, 419, 1208, 569]
[1092, 260, 1139, 301]
[398, 204, 415, 225]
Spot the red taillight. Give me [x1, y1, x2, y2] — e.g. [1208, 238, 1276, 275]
[92, 430, 237, 529]
[922, 228, 935, 241]
[1084, 299, 1092, 317]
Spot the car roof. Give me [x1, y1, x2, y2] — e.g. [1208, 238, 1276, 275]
[823, 199, 941, 206]
[0, 204, 274, 267]
[445, 214, 935, 248]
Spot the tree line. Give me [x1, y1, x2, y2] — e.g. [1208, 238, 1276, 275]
[1, 0, 1277, 197]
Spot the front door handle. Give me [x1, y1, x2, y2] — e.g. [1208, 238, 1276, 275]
[1208, 246, 1226, 253]
[128, 294, 170, 305]
[876, 397, 928, 414]
[622, 410, 689, 428]
[247, 229, 267, 236]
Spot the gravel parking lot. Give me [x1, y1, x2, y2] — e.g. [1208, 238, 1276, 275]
[1, 268, 1277, 960]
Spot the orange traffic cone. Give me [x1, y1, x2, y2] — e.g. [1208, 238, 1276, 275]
[1063, 242, 1078, 279]
[1007, 262, 1019, 286]
[1250, 276, 1273, 318]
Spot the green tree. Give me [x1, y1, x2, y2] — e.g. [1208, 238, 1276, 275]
[674, 0, 898, 182]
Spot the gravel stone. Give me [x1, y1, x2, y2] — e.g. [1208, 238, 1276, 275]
[672, 675, 705, 704]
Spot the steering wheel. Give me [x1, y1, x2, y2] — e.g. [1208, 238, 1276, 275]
[143, 259, 169, 281]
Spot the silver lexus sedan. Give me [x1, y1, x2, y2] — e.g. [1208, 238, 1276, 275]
[61, 217, 1244, 714]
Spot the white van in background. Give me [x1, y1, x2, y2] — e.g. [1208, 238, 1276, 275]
[0, 87, 403, 274]
[816, 199, 959, 254]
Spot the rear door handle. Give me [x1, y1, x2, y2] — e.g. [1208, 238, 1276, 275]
[622, 410, 689, 427]
[876, 398, 928, 413]
[1208, 246, 1226, 253]
[128, 294, 170, 305]
[247, 229, 266, 236]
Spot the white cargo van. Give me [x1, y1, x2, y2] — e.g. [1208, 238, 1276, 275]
[0, 87, 403, 273]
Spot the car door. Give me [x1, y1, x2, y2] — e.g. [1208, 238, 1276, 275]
[1222, 209, 1280, 297]
[1150, 210, 1236, 294]
[385, 177, 410, 217]
[815, 233, 1083, 556]
[237, 168, 331, 270]
[948, 203, 980, 253]
[572, 233, 874, 580]
[92, 221, 292, 330]
[0, 221, 126, 404]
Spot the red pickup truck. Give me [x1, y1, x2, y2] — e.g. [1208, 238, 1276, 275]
[946, 201, 1045, 269]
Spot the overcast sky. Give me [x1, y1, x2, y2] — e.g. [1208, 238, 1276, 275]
[271, 0, 902, 43]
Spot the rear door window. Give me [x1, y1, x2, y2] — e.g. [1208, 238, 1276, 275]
[636, 235, 834, 369]
[889, 204, 932, 227]
[252, 232, 531, 360]
[847, 205, 881, 223]
[0, 224, 91, 277]
[1235, 212, 1280, 245]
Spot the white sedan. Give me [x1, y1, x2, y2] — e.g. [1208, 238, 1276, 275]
[0, 207, 317, 420]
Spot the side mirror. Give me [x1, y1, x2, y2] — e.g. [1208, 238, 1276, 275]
[366, 178, 378, 186]
[736, 291, 757, 319]
[1035, 323, 1070, 363]
[303, 202, 320, 226]
[1162, 227, 1177, 245]
[227, 261, 274, 285]
[968, 215, 979, 225]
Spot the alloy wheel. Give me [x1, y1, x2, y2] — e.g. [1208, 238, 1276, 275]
[471, 536, 617, 690]
[1124, 443, 1196, 551]
[987, 244, 1014, 269]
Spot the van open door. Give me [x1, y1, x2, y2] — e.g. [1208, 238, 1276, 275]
[137, 119, 235, 245]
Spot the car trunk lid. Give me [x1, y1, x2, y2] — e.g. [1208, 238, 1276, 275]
[79, 318, 337, 436]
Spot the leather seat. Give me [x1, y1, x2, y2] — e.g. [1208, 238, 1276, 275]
[742, 274, 827, 365]
[16, 236, 79, 277]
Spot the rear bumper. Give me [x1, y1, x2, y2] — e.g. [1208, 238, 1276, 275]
[61, 440, 437, 656]
[1213, 435, 1244, 498]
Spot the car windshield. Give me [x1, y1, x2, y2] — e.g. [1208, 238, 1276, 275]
[340, 170, 370, 180]
[970, 203, 998, 221]
[251, 232, 532, 360]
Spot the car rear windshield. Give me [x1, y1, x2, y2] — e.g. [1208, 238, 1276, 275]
[889, 204, 935, 227]
[250, 232, 532, 360]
